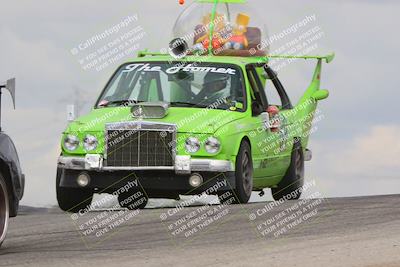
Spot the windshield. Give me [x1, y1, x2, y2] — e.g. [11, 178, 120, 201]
[96, 62, 246, 111]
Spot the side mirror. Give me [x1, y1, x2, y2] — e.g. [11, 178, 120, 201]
[265, 105, 280, 132]
[312, 89, 329, 101]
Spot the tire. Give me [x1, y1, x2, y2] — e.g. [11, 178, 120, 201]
[272, 139, 304, 201]
[0, 172, 10, 248]
[8, 193, 19, 218]
[219, 141, 253, 204]
[56, 168, 94, 213]
[118, 189, 148, 210]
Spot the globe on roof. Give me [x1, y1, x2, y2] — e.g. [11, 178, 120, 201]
[171, 0, 269, 57]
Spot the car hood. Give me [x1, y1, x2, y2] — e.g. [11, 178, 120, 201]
[67, 107, 246, 134]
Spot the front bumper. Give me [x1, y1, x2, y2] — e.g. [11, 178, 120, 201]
[57, 155, 236, 196]
[59, 169, 236, 196]
[57, 155, 234, 174]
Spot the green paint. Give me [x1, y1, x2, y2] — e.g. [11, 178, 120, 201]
[60, 52, 333, 190]
[266, 52, 335, 64]
[312, 89, 329, 101]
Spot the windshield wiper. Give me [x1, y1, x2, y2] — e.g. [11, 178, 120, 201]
[170, 101, 207, 108]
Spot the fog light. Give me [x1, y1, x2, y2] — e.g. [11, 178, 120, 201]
[189, 173, 203, 188]
[77, 172, 90, 187]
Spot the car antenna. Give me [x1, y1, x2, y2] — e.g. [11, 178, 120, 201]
[0, 78, 16, 132]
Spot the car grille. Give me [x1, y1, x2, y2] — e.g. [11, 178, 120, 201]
[105, 122, 175, 167]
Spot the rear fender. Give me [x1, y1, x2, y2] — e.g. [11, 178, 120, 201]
[0, 133, 24, 202]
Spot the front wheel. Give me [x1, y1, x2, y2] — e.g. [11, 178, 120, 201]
[56, 169, 94, 213]
[272, 139, 304, 201]
[0, 172, 10, 248]
[219, 141, 253, 204]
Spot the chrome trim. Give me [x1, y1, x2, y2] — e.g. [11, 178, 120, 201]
[58, 156, 86, 170]
[105, 121, 177, 131]
[57, 156, 234, 172]
[131, 101, 170, 119]
[104, 121, 177, 167]
[191, 159, 234, 172]
[102, 166, 175, 171]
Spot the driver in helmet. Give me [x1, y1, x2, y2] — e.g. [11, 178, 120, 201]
[195, 72, 230, 105]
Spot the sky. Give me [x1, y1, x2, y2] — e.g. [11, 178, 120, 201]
[0, 0, 399, 207]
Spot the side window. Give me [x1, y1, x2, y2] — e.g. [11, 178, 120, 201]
[246, 66, 268, 116]
[265, 79, 282, 107]
[263, 66, 292, 109]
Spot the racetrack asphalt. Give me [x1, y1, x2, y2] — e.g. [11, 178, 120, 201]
[0, 194, 399, 267]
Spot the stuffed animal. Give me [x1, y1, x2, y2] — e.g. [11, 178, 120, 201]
[194, 12, 230, 51]
[225, 13, 250, 50]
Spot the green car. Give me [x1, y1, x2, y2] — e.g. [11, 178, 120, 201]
[56, 52, 333, 212]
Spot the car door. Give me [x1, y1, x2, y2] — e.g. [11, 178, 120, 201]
[260, 65, 293, 174]
[245, 65, 279, 182]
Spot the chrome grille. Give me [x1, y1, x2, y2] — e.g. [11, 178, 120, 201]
[105, 122, 175, 167]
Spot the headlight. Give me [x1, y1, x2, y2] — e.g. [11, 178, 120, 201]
[64, 135, 80, 151]
[205, 136, 221, 154]
[185, 137, 200, 153]
[83, 134, 98, 151]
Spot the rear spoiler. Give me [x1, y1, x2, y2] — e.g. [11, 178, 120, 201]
[0, 78, 16, 132]
[265, 53, 335, 64]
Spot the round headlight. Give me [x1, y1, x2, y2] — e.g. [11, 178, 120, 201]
[83, 134, 98, 151]
[185, 137, 200, 153]
[64, 135, 79, 151]
[205, 136, 221, 154]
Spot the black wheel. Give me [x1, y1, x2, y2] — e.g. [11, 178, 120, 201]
[56, 168, 94, 213]
[0, 172, 10, 248]
[272, 139, 304, 201]
[118, 190, 148, 210]
[219, 141, 253, 204]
